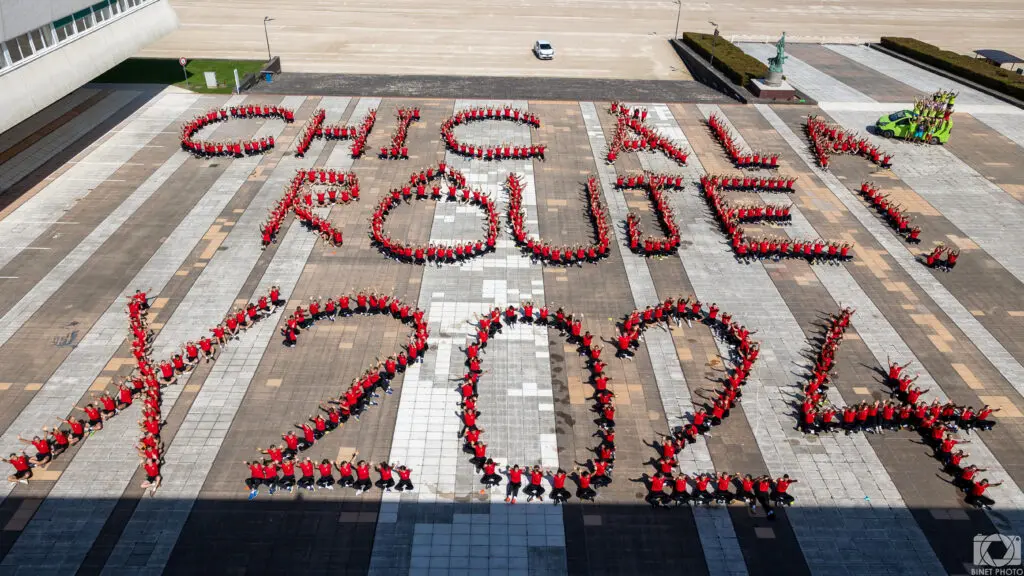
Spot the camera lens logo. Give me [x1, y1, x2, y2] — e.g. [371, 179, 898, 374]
[974, 534, 1022, 568]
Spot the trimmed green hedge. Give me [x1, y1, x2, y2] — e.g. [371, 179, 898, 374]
[683, 32, 769, 87]
[880, 37, 1024, 101]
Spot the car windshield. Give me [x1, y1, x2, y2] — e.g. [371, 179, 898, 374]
[538, 43, 552, 50]
[888, 111, 906, 121]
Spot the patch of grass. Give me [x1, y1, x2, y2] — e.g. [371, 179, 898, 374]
[92, 57, 266, 94]
[682, 32, 768, 88]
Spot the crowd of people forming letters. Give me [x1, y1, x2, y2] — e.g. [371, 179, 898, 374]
[795, 307, 1003, 509]
[4, 98, 994, 524]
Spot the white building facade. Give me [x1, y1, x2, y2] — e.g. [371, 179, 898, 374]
[0, 0, 178, 134]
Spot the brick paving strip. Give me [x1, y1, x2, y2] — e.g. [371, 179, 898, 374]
[0, 92, 200, 273]
[369, 100, 568, 576]
[0, 99, 308, 571]
[97, 99, 361, 574]
[753, 106, 1024, 400]
[640, 104, 946, 575]
[0, 93, 257, 349]
[0, 88, 101, 155]
[709, 105, 1024, 536]
[249, 73, 734, 105]
[0, 89, 113, 167]
[579, 101, 748, 576]
[0, 91, 138, 196]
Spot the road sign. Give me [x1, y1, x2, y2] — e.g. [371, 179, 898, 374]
[179, 57, 187, 67]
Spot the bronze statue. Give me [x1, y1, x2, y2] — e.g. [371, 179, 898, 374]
[768, 32, 787, 74]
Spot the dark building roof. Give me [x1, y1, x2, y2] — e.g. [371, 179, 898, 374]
[974, 49, 1024, 65]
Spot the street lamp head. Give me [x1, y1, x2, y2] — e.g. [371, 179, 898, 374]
[264, 16, 274, 22]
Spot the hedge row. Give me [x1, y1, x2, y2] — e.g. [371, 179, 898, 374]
[683, 32, 768, 87]
[880, 37, 1024, 101]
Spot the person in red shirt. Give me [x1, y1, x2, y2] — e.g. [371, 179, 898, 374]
[74, 403, 104, 432]
[505, 465, 524, 503]
[459, 408, 480, 438]
[278, 459, 296, 493]
[690, 473, 713, 506]
[316, 459, 335, 490]
[354, 459, 372, 494]
[715, 472, 736, 504]
[772, 475, 797, 507]
[142, 458, 162, 495]
[524, 466, 547, 502]
[44, 427, 70, 458]
[281, 431, 300, 459]
[573, 468, 597, 501]
[262, 461, 279, 495]
[736, 474, 757, 509]
[550, 469, 570, 504]
[479, 459, 503, 485]
[395, 465, 414, 491]
[57, 417, 87, 445]
[295, 422, 316, 450]
[966, 478, 1002, 509]
[975, 405, 1000, 431]
[244, 459, 265, 499]
[375, 462, 395, 492]
[470, 441, 488, 472]
[645, 473, 669, 508]
[17, 435, 51, 467]
[4, 451, 32, 483]
[297, 457, 316, 492]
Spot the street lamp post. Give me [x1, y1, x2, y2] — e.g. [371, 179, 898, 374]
[674, 0, 682, 39]
[263, 17, 274, 61]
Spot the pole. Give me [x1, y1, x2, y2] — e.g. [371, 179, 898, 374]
[263, 18, 272, 61]
[710, 28, 719, 67]
[674, 1, 682, 39]
[182, 64, 189, 88]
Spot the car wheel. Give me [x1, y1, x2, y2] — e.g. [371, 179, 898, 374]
[929, 136, 941, 145]
[882, 130, 894, 138]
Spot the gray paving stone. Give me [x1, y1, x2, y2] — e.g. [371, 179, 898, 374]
[369, 99, 566, 576]
[0, 91, 142, 193]
[756, 105, 1024, 401]
[827, 108, 1024, 288]
[581, 101, 746, 576]
[644, 103, 946, 576]
[825, 44, 1006, 107]
[738, 44, 873, 104]
[712, 105, 1024, 538]
[0, 91, 199, 273]
[100, 183, 323, 574]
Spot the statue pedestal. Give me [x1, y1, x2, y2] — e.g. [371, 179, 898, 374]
[765, 70, 784, 86]
[749, 78, 796, 100]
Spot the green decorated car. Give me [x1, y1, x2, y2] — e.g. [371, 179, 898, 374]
[875, 110, 952, 144]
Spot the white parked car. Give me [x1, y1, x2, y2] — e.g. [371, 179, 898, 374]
[533, 41, 554, 60]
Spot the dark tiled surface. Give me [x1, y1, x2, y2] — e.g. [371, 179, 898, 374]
[249, 73, 735, 104]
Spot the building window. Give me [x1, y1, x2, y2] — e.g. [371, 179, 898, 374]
[92, 1, 112, 23]
[17, 35, 33, 59]
[73, 8, 94, 33]
[30, 27, 51, 51]
[110, 0, 126, 16]
[55, 16, 76, 41]
[4, 39, 23, 63]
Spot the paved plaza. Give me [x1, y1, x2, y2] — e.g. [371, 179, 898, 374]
[141, 0, 1024, 79]
[1, 44, 1024, 576]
